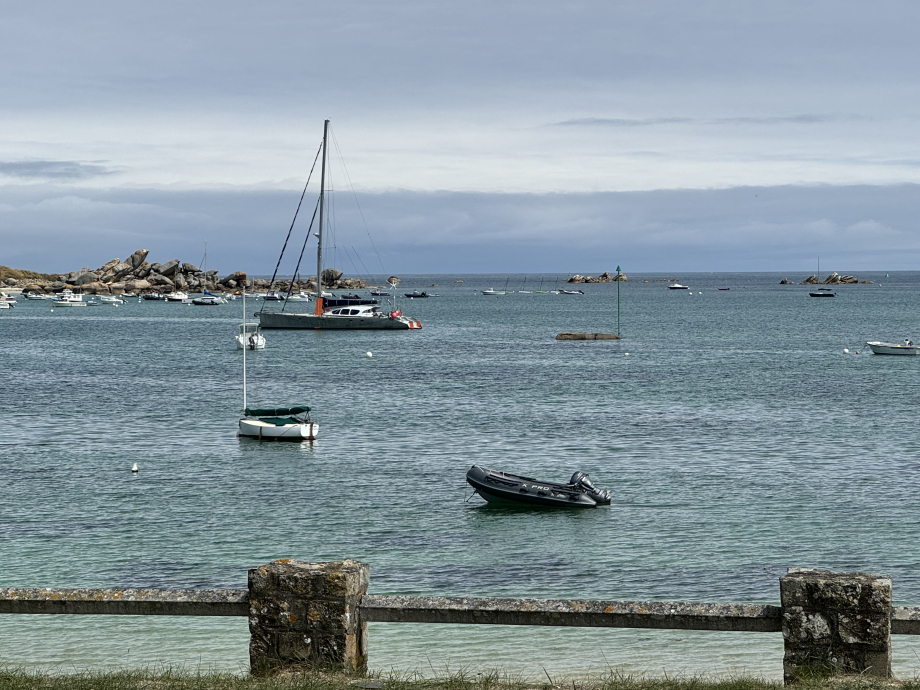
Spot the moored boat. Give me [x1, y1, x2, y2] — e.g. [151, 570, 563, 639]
[866, 339, 920, 355]
[668, 283, 689, 290]
[809, 288, 835, 297]
[51, 289, 86, 307]
[192, 294, 223, 305]
[466, 465, 611, 508]
[239, 406, 318, 440]
[257, 119, 421, 331]
[236, 322, 266, 350]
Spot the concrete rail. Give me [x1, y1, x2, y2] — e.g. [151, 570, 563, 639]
[0, 588, 248, 616]
[360, 595, 782, 632]
[3, 587, 920, 637]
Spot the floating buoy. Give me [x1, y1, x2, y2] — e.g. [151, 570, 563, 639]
[625, 352, 629, 356]
[131, 463, 138, 473]
[843, 348, 849, 354]
[366, 352, 373, 358]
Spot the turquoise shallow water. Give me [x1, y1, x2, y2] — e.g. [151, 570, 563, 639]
[2, 272, 920, 679]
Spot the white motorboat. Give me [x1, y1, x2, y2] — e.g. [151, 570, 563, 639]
[24, 291, 50, 300]
[287, 291, 313, 301]
[257, 119, 421, 331]
[0, 292, 18, 304]
[0, 301, 11, 310]
[98, 295, 126, 305]
[866, 340, 920, 355]
[192, 294, 223, 305]
[668, 283, 689, 290]
[164, 291, 190, 302]
[559, 289, 585, 295]
[481, 288, 504, 296]
[51, 289, 86, 307]
[236, 322, 266, 350]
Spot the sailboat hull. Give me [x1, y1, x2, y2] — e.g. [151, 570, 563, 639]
[238, 419, 318, 440]
[258, 312, 419, 330]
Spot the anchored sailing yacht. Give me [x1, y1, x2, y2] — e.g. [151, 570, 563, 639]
[258, 120, 421, 331]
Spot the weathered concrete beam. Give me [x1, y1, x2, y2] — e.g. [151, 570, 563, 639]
[359, 596, 782, 632]
[891, 606, 920, 634]
[0, 588, 249, 616]
[556, 332, 622, 340]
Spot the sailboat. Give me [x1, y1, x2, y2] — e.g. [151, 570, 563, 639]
[258, 120, 421, 330]
[238, 293, 317, 440]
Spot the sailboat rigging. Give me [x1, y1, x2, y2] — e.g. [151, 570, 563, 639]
[258, 119, 421, 330]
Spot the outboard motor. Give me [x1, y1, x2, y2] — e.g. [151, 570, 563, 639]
[569, 471, 611, 505]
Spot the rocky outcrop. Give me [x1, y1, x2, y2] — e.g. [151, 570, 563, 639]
[780, 277, 791, 284]
[321, 268, 343, 285]
[128, 249, 149, 269]
[567, 271, 626, 283]
[2, 251, 369, 294]
[801, 273, 869, 285]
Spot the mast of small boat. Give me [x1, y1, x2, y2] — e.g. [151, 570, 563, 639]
[314, 119, 330, 316]
[242, 289, 247, 412]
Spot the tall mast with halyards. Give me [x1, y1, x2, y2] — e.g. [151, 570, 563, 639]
[314, 118, 329, 315]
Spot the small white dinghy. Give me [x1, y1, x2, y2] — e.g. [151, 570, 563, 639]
[866, 339, 920, 355]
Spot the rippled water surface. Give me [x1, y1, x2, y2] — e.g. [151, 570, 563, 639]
[3, 272, 920, 679]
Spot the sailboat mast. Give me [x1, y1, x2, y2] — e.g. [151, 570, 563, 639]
[242, 290, 247, 412]
[314, 119, 330, 315]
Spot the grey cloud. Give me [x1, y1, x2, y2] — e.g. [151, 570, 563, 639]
[3, 182, 920, 275]
[0, 160, 117, 180]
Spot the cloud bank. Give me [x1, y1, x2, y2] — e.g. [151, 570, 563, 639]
[3, 183, 919, 275]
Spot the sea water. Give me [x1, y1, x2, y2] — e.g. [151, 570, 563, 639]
[2, 272, 920, 680]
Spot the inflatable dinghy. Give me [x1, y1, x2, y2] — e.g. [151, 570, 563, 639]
[466, 465, 611, 508]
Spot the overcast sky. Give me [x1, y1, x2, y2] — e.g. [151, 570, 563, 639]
[2, 1, 920, 275]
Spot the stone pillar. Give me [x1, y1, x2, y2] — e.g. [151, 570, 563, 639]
[248, 559, 369, 675]
[780, 568, 891, 684]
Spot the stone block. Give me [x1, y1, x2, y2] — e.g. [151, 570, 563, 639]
[780, 569, 891, 684]
[249, 560, 368, 675]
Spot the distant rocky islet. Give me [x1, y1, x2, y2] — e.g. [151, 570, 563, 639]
[780, 272, 873, 285]
[1, 249, 372, 295]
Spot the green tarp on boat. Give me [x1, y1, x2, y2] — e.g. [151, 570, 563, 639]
[244, 406, 311, 417]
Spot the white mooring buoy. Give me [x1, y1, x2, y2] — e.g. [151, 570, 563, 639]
[843, 348, 850, 354]
[131, 463, 138, 473]
[366, 351, 373, 358]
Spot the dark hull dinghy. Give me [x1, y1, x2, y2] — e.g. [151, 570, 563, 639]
[466, 465, 610, 508]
